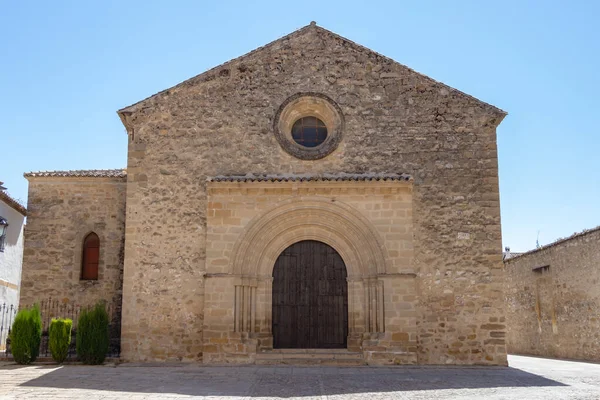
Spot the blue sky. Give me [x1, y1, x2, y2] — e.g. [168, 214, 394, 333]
[1, 1, 598, 252]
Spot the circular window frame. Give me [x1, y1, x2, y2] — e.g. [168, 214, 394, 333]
[273, 93, 344, 160]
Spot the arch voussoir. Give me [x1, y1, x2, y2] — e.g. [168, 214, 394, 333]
[230, 197, 388, 278]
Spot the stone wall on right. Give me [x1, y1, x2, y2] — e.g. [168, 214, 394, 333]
[504, 227, 600, 361]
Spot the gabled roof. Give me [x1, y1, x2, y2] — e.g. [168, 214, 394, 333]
[0, 190, 26, 216]
[117, 22, 506, 129]
[24, 169, 127, 179]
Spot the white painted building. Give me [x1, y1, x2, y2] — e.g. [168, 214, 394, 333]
[0, 181, 26, 348]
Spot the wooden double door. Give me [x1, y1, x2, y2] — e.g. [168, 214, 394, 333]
[272, 240, 348, 348]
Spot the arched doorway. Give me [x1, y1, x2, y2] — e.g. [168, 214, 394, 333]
[272, 240, 348, 348]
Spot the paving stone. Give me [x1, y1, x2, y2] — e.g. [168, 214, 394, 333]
[1, 355, 599, 399]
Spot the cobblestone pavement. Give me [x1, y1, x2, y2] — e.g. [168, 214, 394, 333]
[1, 355, 599, 399]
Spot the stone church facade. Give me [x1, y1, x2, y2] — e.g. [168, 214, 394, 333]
[20, 23, 507, 365]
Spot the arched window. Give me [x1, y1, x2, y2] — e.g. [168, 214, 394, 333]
[81, 232, 99, 280]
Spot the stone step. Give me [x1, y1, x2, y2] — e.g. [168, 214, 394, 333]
[255, 357, 366, 366]
[255, 349, 366, 365]
[257, 352, 363, 360]
[262, 348, 356, 354]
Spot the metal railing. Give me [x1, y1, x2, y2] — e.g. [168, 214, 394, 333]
[0, 302, 17, 352]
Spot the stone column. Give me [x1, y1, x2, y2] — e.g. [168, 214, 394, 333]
[255, 275, 273, 350]
[347, 277, 365, 351]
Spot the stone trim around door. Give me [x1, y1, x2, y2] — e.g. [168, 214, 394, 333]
[203, 179, 418, 365]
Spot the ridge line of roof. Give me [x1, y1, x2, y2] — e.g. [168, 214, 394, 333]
[117, 23, 506, 118]
[313, 25, 507, 116]
[24, 169, 127, 178]
[117, 23, 314, 115]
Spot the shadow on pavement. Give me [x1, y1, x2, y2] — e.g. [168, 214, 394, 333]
[12, 364, 567, 397]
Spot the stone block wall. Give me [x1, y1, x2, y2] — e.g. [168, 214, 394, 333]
[202, 179, 418, 364]
[505, 227, 600, 361]
[20, 176, 126, 326]
[119, 24, 507, 364]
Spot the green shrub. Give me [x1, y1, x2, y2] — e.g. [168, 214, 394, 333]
[76, 302, 109, 364]
[9, 304, 42, 364]
[30, 304, 42, 361]
[49, 318, 73, 363]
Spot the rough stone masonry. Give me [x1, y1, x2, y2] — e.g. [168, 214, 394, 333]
[505, 227, 600, 362]
[20, 23, 507, 365]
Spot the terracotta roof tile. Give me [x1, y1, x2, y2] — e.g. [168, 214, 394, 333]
[208, 173, 412, 183]
[24, 169, 127, 178]
[0, 191, 26, 216]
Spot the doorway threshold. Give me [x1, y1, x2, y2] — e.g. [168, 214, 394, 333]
[256, 348, 365, 366]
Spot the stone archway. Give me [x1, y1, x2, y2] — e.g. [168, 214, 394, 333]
[228, 198, 389, 350]
[230, 197, 389, 278]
